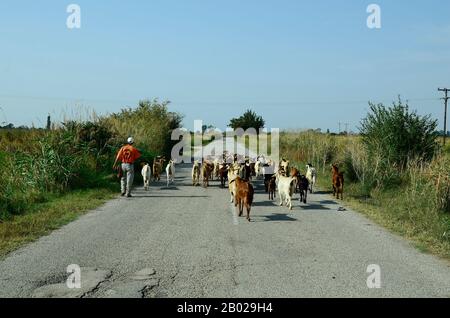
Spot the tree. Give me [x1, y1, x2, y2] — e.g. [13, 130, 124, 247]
[359, 98, 439, 168]
[228, 109, 265, 132]
[0, 123, 14, 129]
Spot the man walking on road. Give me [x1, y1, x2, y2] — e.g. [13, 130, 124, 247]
[113, 137, 141, 197]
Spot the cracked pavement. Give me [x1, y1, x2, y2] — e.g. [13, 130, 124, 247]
[0, 164, 449, 298]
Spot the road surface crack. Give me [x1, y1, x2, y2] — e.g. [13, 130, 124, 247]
[80, 271, 113, 298]
[140, 280, 160, 298]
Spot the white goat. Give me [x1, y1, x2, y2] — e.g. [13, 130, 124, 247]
[227, 164, 240, 203]
[277, 173, 297, 210]
[306, 164, 317, 194]
[165, 159, 175, 187]
[255, 160, 262, 178]
[141, 163, 152, 191]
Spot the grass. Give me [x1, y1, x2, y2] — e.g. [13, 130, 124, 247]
[444, 142, 450, 155]
[0, 187, 116, 259]
[333, 188, 450, 259]
[291, 155, 450, 261]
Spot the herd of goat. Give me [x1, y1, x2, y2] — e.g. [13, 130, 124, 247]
[141, 154, 345, 222]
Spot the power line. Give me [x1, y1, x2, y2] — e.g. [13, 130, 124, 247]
[0, 94, 442, 105]
[0, 94, 137, 105]
[174, 98, 441, 105]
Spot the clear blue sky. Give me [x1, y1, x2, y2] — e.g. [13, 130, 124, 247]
[0, 0, 449, 132]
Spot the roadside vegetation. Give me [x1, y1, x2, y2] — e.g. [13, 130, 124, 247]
[0, 99, 182, 257]
[281, 99, 450, 259]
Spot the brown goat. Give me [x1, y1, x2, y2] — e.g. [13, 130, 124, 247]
[232, 177, 254, 222]
[290, 167, 300, 193]
[152, 156, 166, 181]
[201, 162, 214, 188]
[290, 167, 300, 178]
[331, 164, 344, 200]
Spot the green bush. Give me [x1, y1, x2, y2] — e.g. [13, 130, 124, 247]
[360, 98, 439, 169]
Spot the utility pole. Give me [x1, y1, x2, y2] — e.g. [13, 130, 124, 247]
[438, 88, 449, 146]
[46, 114, 51, 130]
[338, 122, 341, 134]
[344, 123, 349, 135]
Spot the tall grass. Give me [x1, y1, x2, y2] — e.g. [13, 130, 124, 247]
[0, 123, 117, 219]
[280, 131, 343, 173]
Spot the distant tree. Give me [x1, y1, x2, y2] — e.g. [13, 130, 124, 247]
[0, 123, 14, 129]
[360, 98, 439, 167]
[228, 109, 265, 132]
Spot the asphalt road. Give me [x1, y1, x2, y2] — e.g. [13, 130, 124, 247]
[0, 164, 449, 298]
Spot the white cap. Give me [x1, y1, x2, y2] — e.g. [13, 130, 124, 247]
[127, 137, 134, 144]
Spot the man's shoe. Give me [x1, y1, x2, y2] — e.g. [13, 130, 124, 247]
[121, 193, 126, 197]
[126, 194, 132, 198]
